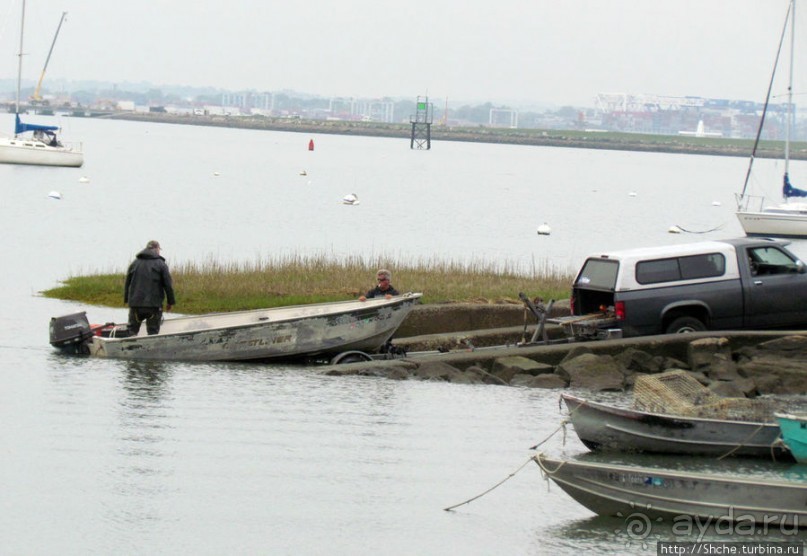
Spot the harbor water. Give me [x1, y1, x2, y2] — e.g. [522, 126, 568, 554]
[2, 114, 807, 554]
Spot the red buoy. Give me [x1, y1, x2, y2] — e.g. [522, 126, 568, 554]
[308, 139, 315, 151]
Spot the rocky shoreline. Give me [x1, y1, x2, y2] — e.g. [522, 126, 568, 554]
[323, 330, 807, 402]
[104, 111, 807, 160]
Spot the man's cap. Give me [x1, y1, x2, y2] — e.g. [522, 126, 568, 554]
[146, 240, 161, 250]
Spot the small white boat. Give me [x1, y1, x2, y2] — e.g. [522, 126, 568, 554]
[49, 293, 422, 362]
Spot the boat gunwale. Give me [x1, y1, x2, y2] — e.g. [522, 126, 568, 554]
[535, 452, 807, 491]
[562, 392, 775, 427]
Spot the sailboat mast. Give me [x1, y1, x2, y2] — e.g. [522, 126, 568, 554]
[15, 0, 26, 120]
[786, 0, 796, 175]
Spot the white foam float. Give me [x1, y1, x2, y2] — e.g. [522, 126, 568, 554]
[712, 201, 722, 206]
[342, 193, 360, 205]
[78, 176, 90, 183]
[48, 191, 62, 200]
[536, 223, 551, 235]
[668, 225, 683, 234]
[628, 191, 637, 197]
[213, 171, 220, 176]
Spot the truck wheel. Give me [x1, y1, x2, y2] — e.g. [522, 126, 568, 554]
[665, 316, 706, 334]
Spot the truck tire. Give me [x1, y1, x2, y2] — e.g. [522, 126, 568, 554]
[665, 316, 706, 334]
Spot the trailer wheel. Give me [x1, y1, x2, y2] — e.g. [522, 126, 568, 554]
[665, 316, 706, 334]
[330, 350, 373, 365]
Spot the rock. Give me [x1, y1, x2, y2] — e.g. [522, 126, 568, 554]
[356, 363, 414, 379]
[521, 374, 567, 389]
[616, 348, 663, 373]
[708, 381, 745, 398]
[661, 356, 690, 371]
[560, 345, 593, 363]
[706, 354, 740, 381]
[464, 365, 508, 385]
[492, 355, 553, 378]
[737, 356, 807, 395]
[688, 337, 732, 370]
[555, 353, 625, 391]
[412, 360, 464, 381]
[751, 335, 807, 358]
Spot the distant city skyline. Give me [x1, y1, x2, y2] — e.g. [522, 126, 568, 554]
[0, 1, 802, 111]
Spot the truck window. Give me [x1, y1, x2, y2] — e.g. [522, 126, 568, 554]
[636, 252, 724, 284]
[747, 246, 798, 275]
[680, 253, 725, 279]
[576, 259, 618, 289]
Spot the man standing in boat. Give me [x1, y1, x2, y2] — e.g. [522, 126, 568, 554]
[359, 269, 399, 301]
[124, 240, 176, 336]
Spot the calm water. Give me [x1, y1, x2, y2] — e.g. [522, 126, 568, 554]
[3, 114, 807, 554]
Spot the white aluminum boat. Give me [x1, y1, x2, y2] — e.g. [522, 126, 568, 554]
[49, 293, 421, 362]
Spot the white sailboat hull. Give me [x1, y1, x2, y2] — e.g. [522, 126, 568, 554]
[0, 137, 83, 167]
[737, 206, 807, 239]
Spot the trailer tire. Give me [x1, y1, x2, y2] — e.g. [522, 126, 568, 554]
[665, 316, 706, 334]
[330, 351, 373, 365]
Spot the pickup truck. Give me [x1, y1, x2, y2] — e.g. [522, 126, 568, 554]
[556, 237, 807, 338]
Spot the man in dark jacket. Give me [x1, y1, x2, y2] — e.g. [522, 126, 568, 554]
[124, 240, 176, 336]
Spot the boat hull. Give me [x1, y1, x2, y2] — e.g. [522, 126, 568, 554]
[535, 453, 807, 527]
[562, 394, 788, 459]
[736, 210, 807, 239]
[85, 294, 421, 362]
[0, 138, 83, 167]
[776, 413, 807, 463]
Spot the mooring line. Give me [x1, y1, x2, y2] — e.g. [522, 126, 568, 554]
[442, 456, 535, 512]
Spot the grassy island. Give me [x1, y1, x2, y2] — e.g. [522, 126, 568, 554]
[42, 254, 574, 314]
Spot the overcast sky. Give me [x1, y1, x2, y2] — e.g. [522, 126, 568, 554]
[0, 1, 801, 108]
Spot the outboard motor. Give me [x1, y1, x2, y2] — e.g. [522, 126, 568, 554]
[49, 312, 92, 354]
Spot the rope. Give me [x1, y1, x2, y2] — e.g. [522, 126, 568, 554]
[442, 457, 534, 512]
[716, 422, 768, 460]
[443, 398, 576, 512]
[534, 451, 567, 476]
[673, 223, 725, 234]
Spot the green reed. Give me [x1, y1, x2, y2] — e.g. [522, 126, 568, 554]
[41, 253, 575, 313]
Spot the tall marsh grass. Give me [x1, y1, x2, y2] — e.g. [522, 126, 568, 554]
[42, 253, 575, 314]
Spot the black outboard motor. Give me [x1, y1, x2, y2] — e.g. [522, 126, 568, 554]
[49, 312, 93, 354]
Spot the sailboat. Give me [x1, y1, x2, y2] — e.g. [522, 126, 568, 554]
[736, 0, 807, 238]
[0, 0, 83, 167]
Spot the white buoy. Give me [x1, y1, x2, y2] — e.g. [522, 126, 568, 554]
[668, 225, 683, 234]
[78, 176, 89, 183]
[299, 170, 307, 176]
[213, 171, 220, 176]
[536, 223, 552, 235]
[712, 201, 722, 206]
[628, 191, 637, 197]
[48, 191, 62, 200]
[342, 193, 359, 205]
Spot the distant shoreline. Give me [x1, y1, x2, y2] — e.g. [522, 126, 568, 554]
[103, 111, 806, 160]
